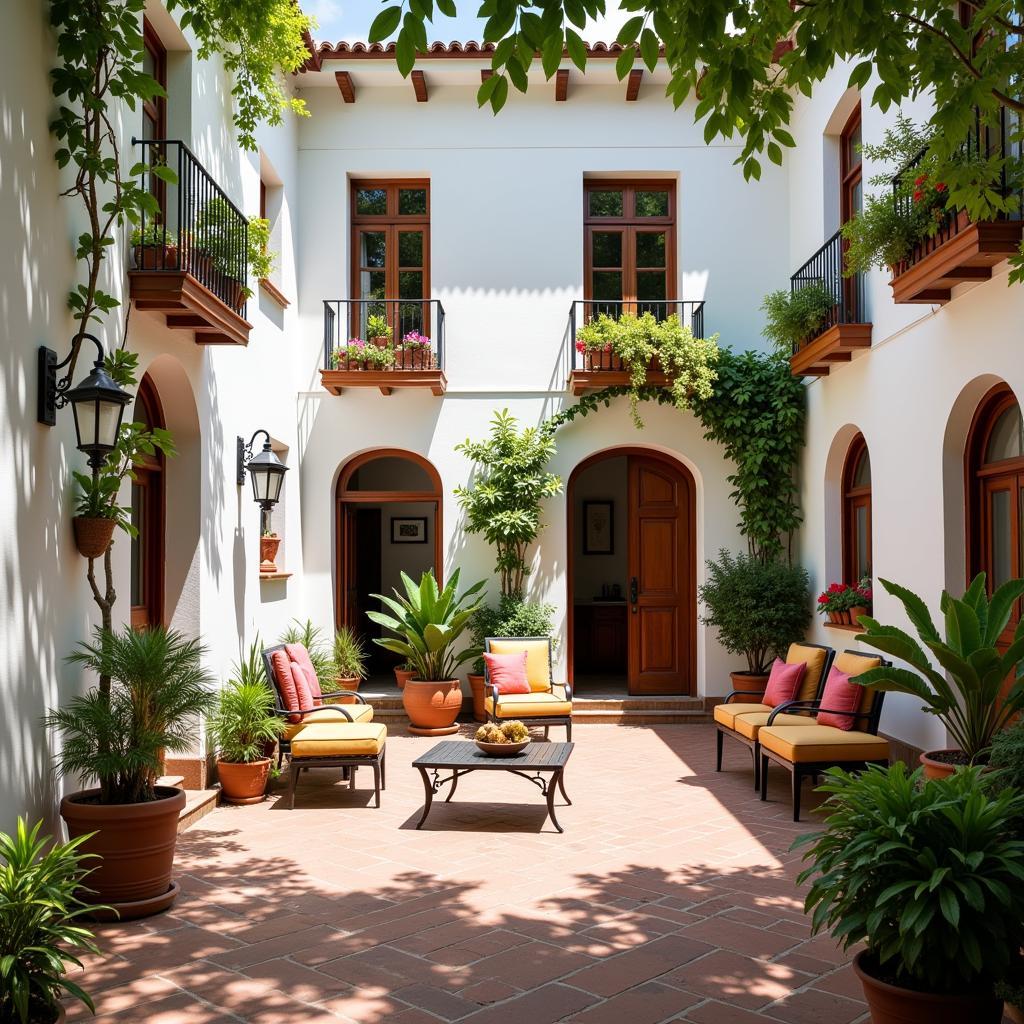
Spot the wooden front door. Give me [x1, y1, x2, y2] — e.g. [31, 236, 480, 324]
[627, 456, 694, 695]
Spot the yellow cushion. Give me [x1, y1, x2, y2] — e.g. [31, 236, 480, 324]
[289, 722, 386, 759]
[786, 644, 830, 703]
[488, 639, 552, 692]
[759, 725, 889, 763]
[282, 704, 373, 740]
[731, 711, 818, 740]
[485, 691, 572, 718]
[713, 702, 770, 727]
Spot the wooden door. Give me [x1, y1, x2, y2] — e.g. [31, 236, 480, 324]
[627, 456, 694, 695]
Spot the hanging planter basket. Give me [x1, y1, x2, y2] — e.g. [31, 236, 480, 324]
[72, 516, 116, 559]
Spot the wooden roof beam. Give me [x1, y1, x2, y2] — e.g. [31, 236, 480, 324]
[412, 69, 428, 102]
[626, 68, 643, 101]
[555, 68, 568, 101]
[335, 71, 355, 102]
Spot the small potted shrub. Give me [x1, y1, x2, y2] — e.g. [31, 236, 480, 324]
[816, 582, 861, 624]
[397, 330, 433, 369]
[854, 573, 1024, 778]
[45, 626, 216, 919]
[208, 675, 284, 805]
[365, 313, 393, 348]
[699, 549, 811, 693]
[332, 626, 368, 699]
[259, 531, 281, 573]
[796, 763, 1024, 1024]
[247, 215, 275, 295]
[394, 660, 415, 690]
[369, 569, 486, 735]
[130, 223, 178, 270]
[848, 576, 872, 623]
[0, 818, 106, 1024]
[761, 282, 835, 353]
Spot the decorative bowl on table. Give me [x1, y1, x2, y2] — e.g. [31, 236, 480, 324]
[474, 720, 531, 756]
[475, 739, 531, 757]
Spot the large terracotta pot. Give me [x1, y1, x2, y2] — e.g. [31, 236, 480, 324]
[729, 670, 770, 700]
[59, 785, 185, 919]
[259, 535, 281, 573]
[919, 749, 964, 780]
[853, 951, 1002, 1024]
[217, 758, 271, 805]
[468, 673, 487, 722]
[72, 517, 116, 560]
[1005, 1002, 1024, 1024]
[402, 678, 462, 736]
[394, 667, 415, 690]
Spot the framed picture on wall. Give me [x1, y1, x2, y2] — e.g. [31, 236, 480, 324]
[391, 516, 428, 544]
[583, 500, 614, 555]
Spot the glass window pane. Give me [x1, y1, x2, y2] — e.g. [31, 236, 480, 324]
[591, 232, 622, 267]
[853, 448, 871, 487]
[398, 188, 427, 215]
[637, 271, 666, 301]
[991, 489, 1013, 589]
[635, 190, 669, 217]
[985, 404, 1024, 463]
[398, 231, 423, 267]
[399, 270, 423, 300]
[130, 483, 144, 606]
[398, 302, 424, 336]
[636, 232, 666, 268]
[356, 188, 387, 215]
[359, 269, 386, 301]
[846, 121, 862, 169]
[588, 190, 624, 217]
[855, 505, 870, 578]
[360, 231, 386, 269]
[851, 178, 863, 217]
[592, 271, 622, 302]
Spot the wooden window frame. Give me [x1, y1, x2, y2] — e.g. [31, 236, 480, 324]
[142, 19, 167, 140]
[130, 375, 165, 629]
[840, 104, 862, 226]
[583, 180, 676, 314]
[842, 432, 872, 584]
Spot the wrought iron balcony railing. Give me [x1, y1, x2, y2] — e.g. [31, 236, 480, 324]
[789, 230, 865, 352]
[132, 138, 249, 318]
[323, 299, 446, 371]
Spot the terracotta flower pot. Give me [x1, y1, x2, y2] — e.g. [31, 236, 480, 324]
[399, 347, 432, 369]
[839, 610, 852, 624]
[468, 673, 487, 722]
[59, 785, 185, 919]
[852, 950, 1002, 1024]
[394, 667, 415, 690]
[1005, 1002, 1024, 1024]
[332, 676, 360, 705]
[919, 748, 965, 780]
[133, 243, 178, 270]
[217, 758, 271, 805]
[827, 610, 841, 624]
[584, 349, 622, 371]
[848, 605, 868, 625]
[72, 516, 116, 559]
[402, 678, 463, 735]
[370, 335, 391, 349]
[729, 670, 770, 701]
[259, 535, 281, 574]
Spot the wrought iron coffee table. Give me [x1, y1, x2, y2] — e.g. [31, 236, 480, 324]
[412, 740, 573, 832]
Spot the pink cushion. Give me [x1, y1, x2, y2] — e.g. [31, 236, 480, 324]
[270, 650, 302, 722]
[285, 643, 323, 704]
[290, 660, 322, 712]
[762, 658, 806, 708]
[816, 667, 862, 731]
[483, 652, 531, 694]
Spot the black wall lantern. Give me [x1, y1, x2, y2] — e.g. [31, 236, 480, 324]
[38, 334, 133, 468]
[237, 430, 288, 532]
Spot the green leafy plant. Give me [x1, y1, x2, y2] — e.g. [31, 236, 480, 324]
[365, 314, 392, 341]
[130, 223, 177, 249]
[795, 763, 1024, 996]
[208, 679, 283, 764]
[369, 569, 487, 681]
[0, 819, 106, 1024]
[468, 595, 557, 674]
[698, 549, 811, 674]
[854, 574, 1024, 763]
[278, 619, 335, 681]
[761, 284, 835, 353]
[989, 721, 1024, 795]
[455, 410, 562, 597]
[247, 215, 275, 285]
[333, 626, 368, 681]
[45, 626, 216, 804]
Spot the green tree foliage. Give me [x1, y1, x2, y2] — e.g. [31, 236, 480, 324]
[469, 595, 557, 673]
[455, 409, 563, 597]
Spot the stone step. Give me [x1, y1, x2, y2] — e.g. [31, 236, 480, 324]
[177, 788, 219, 833]
[156, 774, 185, 790]
[572, 708, 713, 725]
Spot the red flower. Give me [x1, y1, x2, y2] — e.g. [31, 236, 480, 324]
[914, 174, 927, 186]
[935, 182, 947, 193]
[913, 189, 924, 203]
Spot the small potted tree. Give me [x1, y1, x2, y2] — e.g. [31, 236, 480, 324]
[796, 763, 1024, 1023]
[699, 549, 811, 694]
[332, 626, 368, 700]
[0, 818, 106, 1024]
[365, 313, 393, 349]
[369, 569, 486, 735]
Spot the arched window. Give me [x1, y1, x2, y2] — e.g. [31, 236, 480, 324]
[842, 433, 872, 583]
[130, 375, 165, 628]
[968, 386, 1024, 624]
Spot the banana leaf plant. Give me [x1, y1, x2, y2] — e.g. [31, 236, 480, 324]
[368, 569, 487, 682]
[854, 574, 1024, 762]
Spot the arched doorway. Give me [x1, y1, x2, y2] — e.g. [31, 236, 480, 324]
[567, 448, 696, 695]
[336, 450, 443, 679]
[130, 373, 165, 628]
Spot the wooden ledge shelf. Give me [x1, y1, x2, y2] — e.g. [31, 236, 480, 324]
[790, 322, 873, 377]
[320, 368, 447, 397]
[129, 270, 252, 346]
[823, 622, 863, 632]
[889, 218, 1024, 305]
[260, 571, 292, 582]
[569, 369, 670, 395]
[259, 278, 291, 308]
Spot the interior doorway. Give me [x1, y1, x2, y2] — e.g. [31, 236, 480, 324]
[336, 450, 442, 683]
[568, 449, 696, 695]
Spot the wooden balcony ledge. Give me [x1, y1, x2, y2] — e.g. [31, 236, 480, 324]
[889, 214, 1024, 305]
[789, 322, 873, 377]
[569, 367, 672, 395]
[320, 368, 447, 396]
[129, 270, 252, 346]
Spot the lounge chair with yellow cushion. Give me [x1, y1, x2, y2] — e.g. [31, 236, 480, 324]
[713, 643, 834, 789]
[758, 650, 890, 821]
[484, 637, 572, 741]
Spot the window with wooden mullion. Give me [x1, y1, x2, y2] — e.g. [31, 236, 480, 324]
[842, 434, 872, 585]
[840, 105, 863, 317]
[141, 19, 168, 220]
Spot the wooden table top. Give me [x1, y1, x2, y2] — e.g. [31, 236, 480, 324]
[412, 740, 573, 770]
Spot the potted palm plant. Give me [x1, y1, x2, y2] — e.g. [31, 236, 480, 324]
[45, 626, 215, 919]
[795, 763, 1024, 1024]
[332, 626, 368, 699]
[0, 818, 106, 1024]
[209, 675, 283, 805]
[369, 569, 486, 735]
[854, 573, 1024, 778]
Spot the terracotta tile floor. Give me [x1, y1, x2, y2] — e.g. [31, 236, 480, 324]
[66, 725, 873, 1024]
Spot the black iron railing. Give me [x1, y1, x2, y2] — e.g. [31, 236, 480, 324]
[789, 230, 864, 350]
[891, 106, 1020, 264]
[567, 299, 706, 372]
[132, 138, 248, 318]
[323, 299, 445, 371]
